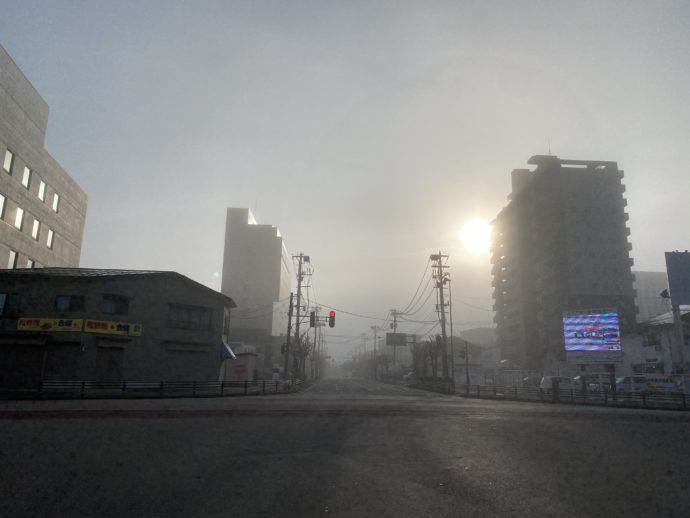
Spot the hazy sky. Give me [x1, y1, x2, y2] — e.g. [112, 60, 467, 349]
[2, 1, 689, 350]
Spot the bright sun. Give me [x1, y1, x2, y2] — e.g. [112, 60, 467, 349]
[460, 219, 492, 254]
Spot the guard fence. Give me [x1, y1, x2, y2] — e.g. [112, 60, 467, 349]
[411, 381, 689, 411]
[0, 378, 304, 400]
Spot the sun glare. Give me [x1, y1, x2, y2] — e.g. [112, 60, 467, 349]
[460, 219, 492, 254]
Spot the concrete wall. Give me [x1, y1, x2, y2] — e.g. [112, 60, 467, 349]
[0, 272, 235, 387]
[0, 44, 87, 270]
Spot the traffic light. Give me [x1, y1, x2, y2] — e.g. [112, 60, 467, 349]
[328, 310, 335, 328]
[309, 311, 316, 327]
[281, 344, 287, 354]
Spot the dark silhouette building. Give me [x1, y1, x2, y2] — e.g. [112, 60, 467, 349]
[0, 268, 236, 388]
[491, 155, 636, 372]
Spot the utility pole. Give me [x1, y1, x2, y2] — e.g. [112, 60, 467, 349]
[283, 292, 294, 381]
[292, 253, 310, 379]
[371, 325, 380, 380]
[431, 252, 450, 391]
[313, 307, 320, 380]
[448, 278, 456, 393]
[390, 309, 399, 377]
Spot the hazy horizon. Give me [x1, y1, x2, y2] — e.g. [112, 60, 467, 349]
[2, 0, 689, 352]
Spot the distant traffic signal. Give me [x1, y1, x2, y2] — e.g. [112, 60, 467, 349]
[309, 311, 316, 327]
[281, 344, 287, 354]
[328, 310, 336, 328]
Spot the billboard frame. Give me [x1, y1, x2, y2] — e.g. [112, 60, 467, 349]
[563, 308, 623, 364]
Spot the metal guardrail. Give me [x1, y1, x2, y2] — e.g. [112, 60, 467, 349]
[0, 379, 304, 400]
[411, 381, 689, 411]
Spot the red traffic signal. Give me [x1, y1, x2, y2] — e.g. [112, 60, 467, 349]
[328, 310, 336, 328]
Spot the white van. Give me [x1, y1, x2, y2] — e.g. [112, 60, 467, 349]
[616, 375, 679, 394]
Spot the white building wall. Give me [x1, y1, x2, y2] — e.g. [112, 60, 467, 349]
[633, 271, 670, 322]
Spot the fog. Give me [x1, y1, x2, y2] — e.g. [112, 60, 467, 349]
[2, 0, 689, 345]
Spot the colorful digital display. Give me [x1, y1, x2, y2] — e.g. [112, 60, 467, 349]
[563, 312, 621, 352]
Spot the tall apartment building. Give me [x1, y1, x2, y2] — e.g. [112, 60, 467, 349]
[491, 155, 636, 372]
[0, 44, 87, 270]
[221, 208, 292, 338]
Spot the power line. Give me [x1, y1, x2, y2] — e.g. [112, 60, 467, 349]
[452, 297, 493, 312]
[403, 282, 436, 317]
[400, 257, 432, 314]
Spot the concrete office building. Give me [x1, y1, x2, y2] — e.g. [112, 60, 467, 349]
[221, 208, 292, 338]
[491, 155, 636, 372]
[633, 271, 670, 322]
[0, 44, 87, 270]
[0, 268, 237, 388]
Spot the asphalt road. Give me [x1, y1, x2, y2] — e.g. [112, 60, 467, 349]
[1, 377, 689, 517]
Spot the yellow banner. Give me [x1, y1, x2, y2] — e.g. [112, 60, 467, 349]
[84, 320, 142, 337]
[17, 318, 83, 332]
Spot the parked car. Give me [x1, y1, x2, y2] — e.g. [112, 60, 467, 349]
[616, 375, 679, 394]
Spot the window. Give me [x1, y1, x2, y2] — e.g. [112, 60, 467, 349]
[46, 229, 54, 249]
[38, 181, 46, 201]
[7, 250, 17, 269]
[168, 304, 213, 330]
[3, 150, 13, 174]
[52, 193, 59, 212]
[31, 219, 40, 240]
[22, 167, 31, 188]
[55, 295, 85, 312]
[26, 258, 34, 268]
[0, 193, 5, 219]
[14, 207, 23, 230]
[102, 294, 129, 315]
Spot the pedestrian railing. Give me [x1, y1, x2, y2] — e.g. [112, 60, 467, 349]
[410, 381, 688, 411]
[0, 378, 304, 400]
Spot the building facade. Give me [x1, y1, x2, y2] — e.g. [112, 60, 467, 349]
[221, 208, 292, 338]
[491, 155, 636, 372]
[0, 268, 236, 388]
[619, 308, 690, 393]
[0, 44, 87, 270]
[633, 271, 670, 322]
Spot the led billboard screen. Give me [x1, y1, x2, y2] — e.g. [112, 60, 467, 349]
[563, 310, 623, 363]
